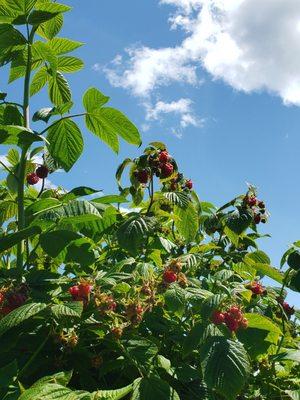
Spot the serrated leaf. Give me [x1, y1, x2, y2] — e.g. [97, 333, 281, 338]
[0, 125, 43, 146]
[224, 209, 253, 235]
[131, 378, 179, 400]
[163, 191, 191, 208]
[51, 302, 83, 319]
[48, 71, 71, 106]
[83, 87, 110, 112]
[47, 118, 83, 171]
[200, 337, 250, 400]
[174, 202, 198, 241]
[30, 66, 49, 96]
[0, 303, 46, 337]
[0, 225, 41, 252]
[49, 37, 83, 55]
[57, 56, 84, 73]
[36, 12, 63, 40]
[40, 230, 80, 258]
[32, 107, 53, 122]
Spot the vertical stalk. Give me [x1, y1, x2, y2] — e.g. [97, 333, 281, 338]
[16, 25, 35, 275]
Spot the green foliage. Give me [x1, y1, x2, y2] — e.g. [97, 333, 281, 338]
[0, 2, 299, 400]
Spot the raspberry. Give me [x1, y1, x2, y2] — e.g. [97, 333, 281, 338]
[163, 270, 177, 283]
[224, 313, 239, 332]
[239, 317, 249, 329]
[78, 283, 93, 297]
[185, 179, 193, 190]
[7, 293, 27, 308]
[107, 299, 117, 311]
[211, 310, 225, 325]
[135, 304, 144, 314]
[0, 306, 14, 316]
[26, 172, 40, 185]
[69, 285, 80, 299]
[282, 302, 295, 316]
[246, 196, 257, 207]
[36, 165, 49, 179]
[249, 282, 264, 295]
[111, 327, 123, 339]
[228, 306, 242, 321]
[137, 169, 149, 184]
[254, 214, 261, 224]
[0, 293, 4, 304]
[170, 181, 177, 191]
[160, 162, 174, 178]
[159, 150, 170, 163]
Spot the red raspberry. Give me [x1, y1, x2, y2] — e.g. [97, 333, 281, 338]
[211, 310, 225, 325]
[0, 306, 14, 316]
[185, 179, 193, 190]
[282, 302, 295, 316]
[69, 285, 80, 299]
[170, 181, 177, 191]
[228, 306, 243, 321]
[36, 165, 49, 179]
[78, 283, 93, 297]
[135, 304, 144, 314]
[250, 282, 264, 295]
[107, 297, 117, 311]
[7, 293, 27, 308]
[254, 214, 261, 224]
[246, 196, 257, 207]
[224, 313, 239, 332]
[136, 169, 149, 184]
[159, 150, 170, 163]
[0, 293, 4, 304]
[239, 317, 249, 329]
[26, 172, 40, 185]
[161, 162, 174, 178]
[111, 327, 123, 339]
[163, 270, 177, 283]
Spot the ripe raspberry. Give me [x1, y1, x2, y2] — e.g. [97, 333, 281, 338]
[69, 285, 80, 299]
[7, 293, 27, 308]
[228, 306, 242, 321]
[250, 282, 264, 295]
[26, 172, 40, 185]
[239, 317, 249, 329]
[159, 150, 170, 163]
[136, 169, 149, 184]
[0, 306, 14, 316]
[163, 270, 177, 283]
[0, 293, 4, 304]
[36, 165, 49, 179]
[224, 313, 239, 332]
[282, 302, 295, 316]
[254, 214, 261, 224]
[107, 299, 117, 311]
[246, 196, 257, 207]
[170, 181, 177, 191]
[185, 179, 193, 190]
[160, 162, 174, 178]
[78, 283, 93, 297]
[135, 304, 144, 314]
[211, 310, 225, 325]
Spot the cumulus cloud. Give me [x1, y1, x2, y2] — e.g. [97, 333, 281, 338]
[103, 0, 300, 111]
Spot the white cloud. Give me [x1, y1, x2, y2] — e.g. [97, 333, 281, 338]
[104, 0, 300, 109]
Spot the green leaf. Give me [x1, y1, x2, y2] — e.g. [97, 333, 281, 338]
[183, 323, 220, 358]
[0, 200, 17, 225]
[51, 301, 83, 319]
[0, 125, 43, 147]
[287, 250, 300, 271]
[0, 24, 27, 49]
[32, 107, 53, 123]
[85, 111, 119, 153]
[164, 286, 186, 314]
[245, 250, 271, 265]
[93, 195, 128, 204]
[174, 202, 198, 241]
[47, 118, 83, 171]
[200, 337, 251, 400]
[35, 2, 71, 13]
[224, 209, 253, 235]
[36, 13, 63, 40]
[0, 302, 46, 337]
[65, 238, 96, 266]
[57, 56, 84, 73]
[163, 191, 191, 208]
[30, 66, 49, 96]
[3, 105, 23, 125]
[125, 339, 158, 369]
[83, 87, 110, 112]
[48, 71, 71, 106]
[131, 377, 179, 400]
[116, 214, 157, 255]
[285, 390, 300, 400]
[0, 225, 41, 253]
[28, 10, 60, 25]
[32, 371, 73, 387]
[18, 383, 75, 400]
[89, 382, 135, 400]
[49, 37, 83, 55]
[33, 41, 57, 73]
[0, 360, 18, 387]
[40, 230, 80, 258]
[255, 263, 283, 284]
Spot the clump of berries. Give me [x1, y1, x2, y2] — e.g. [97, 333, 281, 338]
[26, 164, 49, 185]
[95, 293, 117, 314]
[247, 281, 266, 296]
[162, 259, 185, 285]
[126, 303, 144, 325]
[0, 285, 28, 316]
[243, 190, 268, 225]
[211, 305, 248, 333]
[277, 297, 295, 318]
[69, 282, 93, 305]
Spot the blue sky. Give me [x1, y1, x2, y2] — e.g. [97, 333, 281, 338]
[2, 0, 300, 306]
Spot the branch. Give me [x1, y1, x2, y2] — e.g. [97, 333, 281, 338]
[0, 160, 18, 179]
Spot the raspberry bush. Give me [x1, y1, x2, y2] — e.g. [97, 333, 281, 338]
[0, 2, 299, 400]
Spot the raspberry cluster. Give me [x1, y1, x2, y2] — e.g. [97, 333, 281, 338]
[211, 306, 248, 332]
[0, 285, 28, 316]
[277, 297, 295, 318]
[162, 259, 187, 287]
[247, 281, 266, 296]
[69, 282, 93, 304]
[26, 165, 49, 185]
[244, 194, 267, 225]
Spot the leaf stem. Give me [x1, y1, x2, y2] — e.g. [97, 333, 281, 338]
[39, 113, 87, 136]
[0, 160, 18, 178]
[0, 100, 23, 109]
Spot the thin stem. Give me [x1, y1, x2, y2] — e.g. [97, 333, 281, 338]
[0, 160, 18, 178]
[39, 113, 87, 136]
[16, 25, 35, 277]
[0, 100, 23, 109]
[37, 178, 45, 198]
[146, 174, 154, 214]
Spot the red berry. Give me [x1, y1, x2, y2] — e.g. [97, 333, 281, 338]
[228, 306, 243, 322]
[26, 172, 40, 185]
[160, 162, 174, 178]
[0, 306, 14, 316]
[250, 282, 264, 295]
[7, 293, 27, 308]
[254, 214, 261, 224]
[0, 293, 4, 304]
[224, 313, 239, 332]
[78, 283, 93, 297]
[111, 327, 123, 339]
[282, 302, 295, 316]
[185, 179, 193, 190]
[239, 317, 249, 329]
[36, 165, 49, 179]
[159, 150, 170, 163]
[135, 305, 144, 314]
[69, 285, 80, 298]
[211, 310, 225, 325]
[137, 169, 149, 184]
[163, 270, 177, 283]
[170, 181, 177, 191]
[107, 298, 117, 311]
[246, 196, 257, 207]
